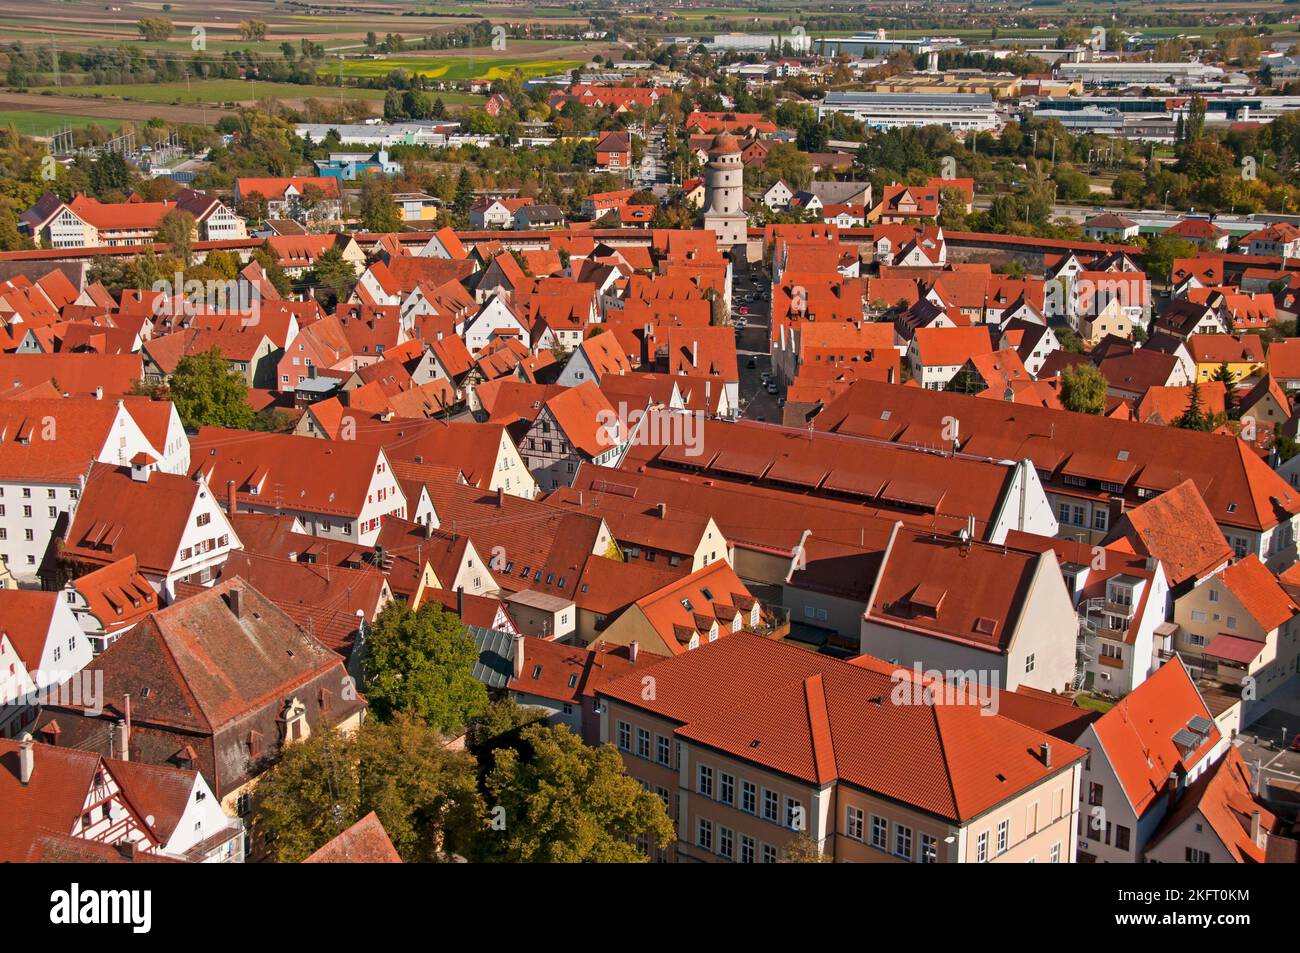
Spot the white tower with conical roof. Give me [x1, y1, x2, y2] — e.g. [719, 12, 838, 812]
[702, 132, 747, 249]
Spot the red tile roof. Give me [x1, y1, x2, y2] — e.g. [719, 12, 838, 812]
[544, 381, 621, 458]
[63, 463, 236, 575]
[191, 427, 392, 519]
[812, 381, 1300, 534]
[304, 811, 402, 863]
[70, 554, 158, 636]
[1109, 479, 1233, 587]
[1146, 747, 1276, 863]
[600, 634, 1086, 821]
[630, 560, 756, 654]
[913, 326, 995, 367]
[0, 739, 160, 862]
[236, 177, 341, 202]
[1090, 657, 1220, 818]
[0, 589, 58, 671]
[1219, 554, 1297, 632]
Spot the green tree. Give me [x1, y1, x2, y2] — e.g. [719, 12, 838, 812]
[136, 17, 173, 42]
[453, 168, 475, 215]
[763, 142, 812, 190]
[1142, 233, 1196, 288]
[1212, 361, 1237, 406]
[1060, 363, 1108, 415]
[363, 601, 488, 731]
[779, 832, 832, 862]
[252, 241, 293, 297]
[155, 209, 196, 264]
[479, 723, 676, 862]
[946, 364, 986, 395]
[357, 175, 402, 233]
[1174, 379, 1214, 431]
[304, 245, 359, 304]
[937, 186, 970, 229]
[89, 152, 131, 198]
[253, 713, 485, 862]
[239, 19, 269, 42]
[168, 347, 256, 430]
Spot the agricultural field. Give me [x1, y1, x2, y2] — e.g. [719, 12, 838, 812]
[0, 108, 120, 136]
[0, 0, 466, 53]
[33, 80, 388, 106]
[335, 54, 585, 82]
[0, 90, 234, 125]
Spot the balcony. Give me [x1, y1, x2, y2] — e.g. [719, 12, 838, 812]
[1091, 623, 1128, 641]
[1101, 599, 1135, 619]
[745, 605, 791, 640]
[1097, 654, 1125, 670]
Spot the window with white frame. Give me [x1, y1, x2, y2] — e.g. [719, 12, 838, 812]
[697, 764, 714, 799]
[697, 817, 713, 851]
[845, 806, 864, 841]
[870, 815, 888, 850]
[718, 827, 734, 860]
[920, 832, 937, 863]
[895, 824, 913, 860]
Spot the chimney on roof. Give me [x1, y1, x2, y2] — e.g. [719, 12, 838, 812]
[113, 718, 129, 762]
[228, 586, 244, 620]
[456, 585, 464, 618]
[1107, 495, 1127, 530]
[226, 480, 237, 518]
[629, 640, 639, 662]
[94, 385, 103, 400]
[1039, 742, 1051, 768]
[512, 632, 525, 680]
[497, 485, 504, 507]
[115, 839, 141, 861]
[692, 340, 698, 367]
[17, 732, 33, 785]
[1251, 809, 1265, 850]
[656, 501, 667, 520]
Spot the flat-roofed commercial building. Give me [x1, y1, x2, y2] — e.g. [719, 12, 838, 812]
[817, 92, 1000, 132]
[1055, 62, 1226, 90]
